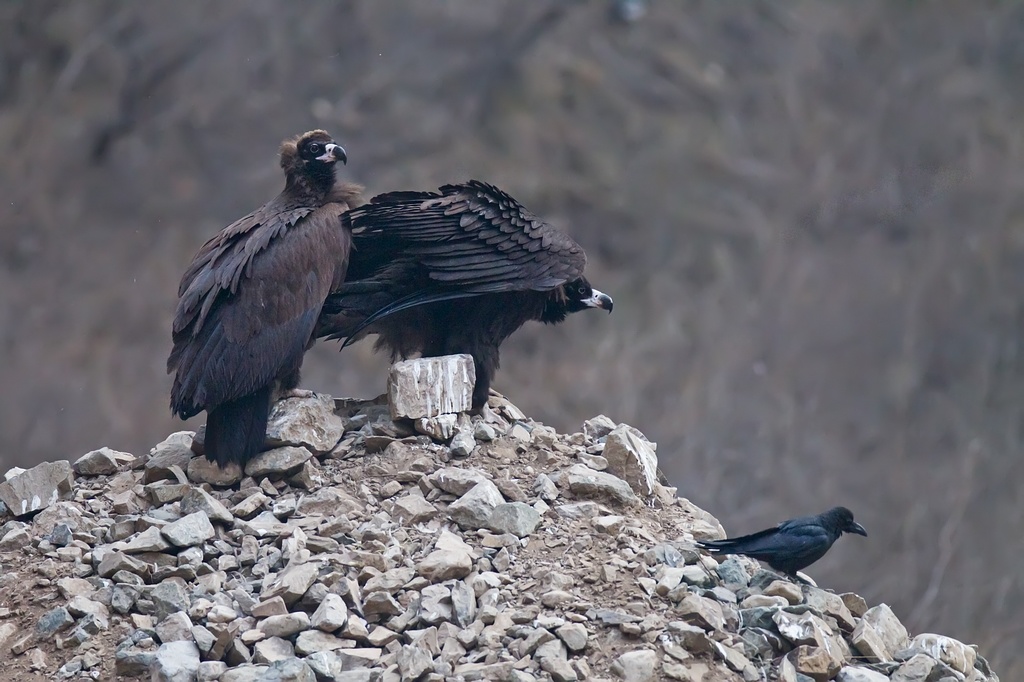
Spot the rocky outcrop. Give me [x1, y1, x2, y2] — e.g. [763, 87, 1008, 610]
[0, 367, 999, 681]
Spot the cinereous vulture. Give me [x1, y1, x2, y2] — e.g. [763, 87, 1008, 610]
[316, 180, 613, 409]
[168, 130, 362, 467]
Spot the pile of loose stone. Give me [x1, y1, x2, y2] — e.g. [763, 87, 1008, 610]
[0, 356, 1000, 681]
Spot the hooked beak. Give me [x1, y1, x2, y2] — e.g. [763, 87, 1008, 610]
[847, 522, 868, 537]
[317, 143, 347, 164]
[582, 288, 614, 313]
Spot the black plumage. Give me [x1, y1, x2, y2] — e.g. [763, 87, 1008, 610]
[696, 506, 868, 577]
[168, 130, 362, 467]
[316, 181, 613, 409]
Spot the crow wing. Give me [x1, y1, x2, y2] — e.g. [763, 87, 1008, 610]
[700, 523, 830, 557]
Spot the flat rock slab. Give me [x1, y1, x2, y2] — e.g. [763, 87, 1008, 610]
[388, 354, 475, 420]
[0, 460, 74, 517]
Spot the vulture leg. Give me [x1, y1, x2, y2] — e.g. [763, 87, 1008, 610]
[467, 346, 500, 410]
[204, 385, 272, 467]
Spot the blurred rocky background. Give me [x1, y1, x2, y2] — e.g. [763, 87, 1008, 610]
[1, 0, 1022, 674]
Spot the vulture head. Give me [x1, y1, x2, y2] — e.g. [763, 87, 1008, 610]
[542, 277, 614, 323]
[280, 130, 347, 195]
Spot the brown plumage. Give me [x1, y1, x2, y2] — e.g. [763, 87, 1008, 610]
[316, 181, 613, 408]
[168, 130, 361, 467]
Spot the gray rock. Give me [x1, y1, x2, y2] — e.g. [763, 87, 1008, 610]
[418, 547, 473, 583]
[261, 561, 318, 605]
[419, 583, 453, 624]
[388, 354, 475, 420]
[450, 579, 477, 628]
[244, 446, 312, 478]
[304, 651, 345, 680]
[803, 585, 857, 631]
[235, 510, 294, 537]
[259, 612, 311, 638]
[431, 468, 492, 496]
[74, 447, 127, 476]
[296, 487, 365, 516]
[555, 622, 588, 652]
[149, 641, 200, 682]
[836, 667, 889, 682]
[414, 414, 459, 441]
[474, 422, 497, 441]
[115, 647, 157, 677]
[449, 427, 477, 458]
[900, 633, 976, 675]
[146, 433, 197, 483]
[161, 511, 215, 547]
[715, 557, 751, 588]
[197, 661, 228, 681]
[155, 611, 193, 643]
[266, 394, 346, 453]
[564, 464, 638, 507]
[123, 525, 172, 553]
[151, 580, 191, 621]
[851, 604, 909, 662]
[186, 456, 243, 486]
[786, 644, 842, 681]
[37, 606, 74, 635]
[391, 493, 437, 525]
[220, 666, 271, 682]
[396, 644, 434, 681]
[0, 460, 74, 517]
[0, 524, 30, 551]
[487, 501, 541, 537]
[582, 414, 617, 440]
[675, 593, 726, 631]
[260, 658, 317, 682]
[611, 649, 658, 681]
[448, 479, 505, 529]
[602, 425, 659, 498]
[192, 625, 217, 654]
[253, 636, 295, 664]
[295, 629, 346, 656]
[98, 550, 150, 579]
[363, 591, 403, 618]
[311, 593, 348, 632]
[180, 487, 234, 524]
[535, 639, 577, 682]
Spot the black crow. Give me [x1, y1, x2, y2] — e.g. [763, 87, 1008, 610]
[316, 180, 613, 409]
[696, 506, 867, 577]
[168, 130, 362, 467]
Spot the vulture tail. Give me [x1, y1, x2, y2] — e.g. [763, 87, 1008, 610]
[339, 290, 483, 349]
[203, 386, 271, 467]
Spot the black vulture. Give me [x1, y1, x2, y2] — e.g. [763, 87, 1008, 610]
[696, 506, 868, 578]
[316, 180, 613, 409]
[168, 130, 362, 467]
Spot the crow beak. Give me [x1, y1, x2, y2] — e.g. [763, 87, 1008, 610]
[582, 288, 614, 313]
[317, 143, 347, 164]
[848, 522, 867, 537]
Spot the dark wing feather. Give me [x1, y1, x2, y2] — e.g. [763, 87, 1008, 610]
[169, 200, 350, 417]
[697, 523, 832, 574]
[346, 180, 587, 294]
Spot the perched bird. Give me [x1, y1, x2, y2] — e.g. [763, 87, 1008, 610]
[316, 180, 613, 409]
[168, 130, 362, 467]
[696, 507, 867, 578]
